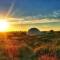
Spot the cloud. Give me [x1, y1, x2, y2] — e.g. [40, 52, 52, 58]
[7, 17, 60, 31]
[25, 10, 60, 19]
[8, 10, 60, 24]
[47, 10, 60, 18]
[21, 19, 60, 24]
[9, 18, 60, 24]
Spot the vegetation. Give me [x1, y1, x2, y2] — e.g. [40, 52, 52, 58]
[0, 31, 60, 60]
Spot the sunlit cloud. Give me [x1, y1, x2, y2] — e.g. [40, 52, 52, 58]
[0, 17, 59, 32]
[7, 17, 60, 24]
[21, 19, 60, 24]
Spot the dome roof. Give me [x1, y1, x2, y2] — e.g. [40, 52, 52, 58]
[28, 28, 40, 32]
[27, 28, 40, 36]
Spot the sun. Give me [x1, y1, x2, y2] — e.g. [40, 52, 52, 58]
[0, 19, 9, 32]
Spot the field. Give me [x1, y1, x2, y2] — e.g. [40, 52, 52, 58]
[0, 31, 60, 60]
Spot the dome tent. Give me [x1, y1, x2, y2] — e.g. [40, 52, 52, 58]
[27, 28, 41, 36]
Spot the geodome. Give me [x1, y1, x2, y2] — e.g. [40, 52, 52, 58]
[27, 28, 40, 36]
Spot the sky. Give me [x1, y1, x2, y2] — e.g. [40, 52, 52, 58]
[0, 0, 60, 31]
